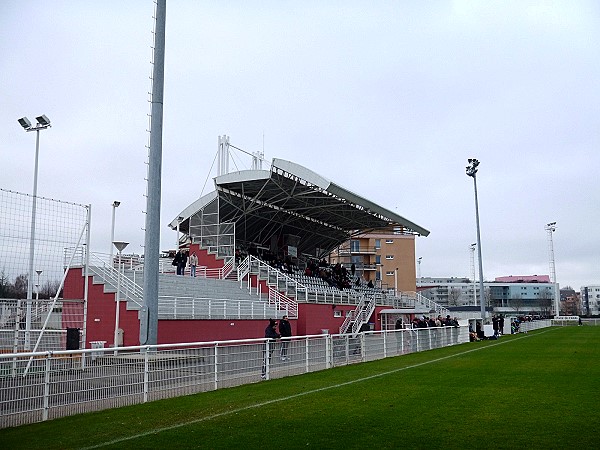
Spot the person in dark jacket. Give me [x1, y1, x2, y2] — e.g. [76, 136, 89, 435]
[177, 250, 188, 276]
[278, 315, 292, 361]
[262, 319, 280, 379]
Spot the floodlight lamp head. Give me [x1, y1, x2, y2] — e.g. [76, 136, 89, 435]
[35, 115, 51, 127]
[113, 201, 121, 207]
[112, 241, 129, 252]
[18, 117, 32, 130]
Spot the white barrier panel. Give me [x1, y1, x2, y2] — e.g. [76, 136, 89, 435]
[0, 326, 468, 429]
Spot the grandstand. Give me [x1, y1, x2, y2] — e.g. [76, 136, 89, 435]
[56, 155, 445, 349]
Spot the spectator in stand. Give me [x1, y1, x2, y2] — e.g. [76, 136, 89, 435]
[177, 250, 188, 276]
[174, 250, 183, 275]
[189, 251, 198, 277]
[367, 280, 374, 288]
[279, 315, 292, 361]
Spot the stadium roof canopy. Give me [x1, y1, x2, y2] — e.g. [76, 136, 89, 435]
[170, 158, 429, 258]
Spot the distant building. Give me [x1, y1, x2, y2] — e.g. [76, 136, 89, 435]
[560, 287, 580, 316]
[418, 275, 556, 316]
[580, 285, 600, 316]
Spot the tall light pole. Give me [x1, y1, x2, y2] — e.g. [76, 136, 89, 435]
[545, 222, 559, 316]
[470, 243, 477, 305]
[466, 158, 486, 320]
[417, 257, 422, 286]
[35, 270, 43, 301]
[113, 241, 129, 354]
[18, 115, 51, 351]
[110, 201, 121, 265]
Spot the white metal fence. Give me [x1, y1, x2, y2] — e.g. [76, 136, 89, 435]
[0, 325, 468, 429]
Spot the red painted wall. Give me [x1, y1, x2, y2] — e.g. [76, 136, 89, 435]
[64, 268, 140, 348]
[157, 319, 296, 343]
[189, 244, 224, 269]
[296, 304, 388, 335]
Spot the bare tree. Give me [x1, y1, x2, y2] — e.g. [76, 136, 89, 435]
[511, 294, 525, 315]
[40, 280, 62, 299]
[13, 274, 28, 299]
[539, 287, 553, 317]
[484, 287, 492, 309]
[448, 288, 462, 306]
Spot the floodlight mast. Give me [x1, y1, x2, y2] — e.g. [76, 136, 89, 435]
[545, 222, 559, 316]
[18, 115, 51, 350]
[470, 243, 477, 305]
[141, 0, 166, 346]
[466, 158, 486, 320]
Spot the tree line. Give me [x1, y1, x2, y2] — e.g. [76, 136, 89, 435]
[0, 270, 62, 299]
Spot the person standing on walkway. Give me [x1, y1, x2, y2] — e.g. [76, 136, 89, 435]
[279, 315, 292, 361]
[189, 251, 198, 277]
[173, 250, 182, 275]
[261, 319, 280, 379]
[177, 250, 188, 276]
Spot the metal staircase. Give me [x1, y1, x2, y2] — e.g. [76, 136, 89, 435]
[238, 255, 299, 319]
[339, 297, 376, 334]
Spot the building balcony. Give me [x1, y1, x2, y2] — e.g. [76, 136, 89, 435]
[337, 246, 378, 256]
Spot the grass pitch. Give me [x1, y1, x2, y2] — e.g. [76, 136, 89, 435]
[2, 326, 599, 449]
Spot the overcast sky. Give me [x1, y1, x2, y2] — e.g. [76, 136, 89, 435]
[1, 1, 598, 290]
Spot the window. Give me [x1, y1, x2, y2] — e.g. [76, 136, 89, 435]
[385, 239, 393, 244]
[386, 271, 394, 276]
[333, 310, 342, 318]
[350, 240, 360, 252]
[385, 255, 394, 260]
[374, 239, 381, 249]
[375, 255, 381, 265]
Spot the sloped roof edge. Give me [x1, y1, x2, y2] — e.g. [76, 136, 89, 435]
[169, 190, 217, 229]
[272, 158, 430, 236]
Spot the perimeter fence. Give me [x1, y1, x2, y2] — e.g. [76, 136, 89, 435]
[0, 325, 468, 429]
[0, 188, 89, 355]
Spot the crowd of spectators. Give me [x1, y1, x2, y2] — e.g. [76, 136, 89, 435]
[411, 315, 460, 329]
[303, 259, 356, 290]
[237, 245, 378, 293]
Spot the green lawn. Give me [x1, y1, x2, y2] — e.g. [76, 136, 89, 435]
[2, 327, 599, 449]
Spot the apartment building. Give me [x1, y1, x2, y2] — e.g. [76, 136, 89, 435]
[330, 226, 417, 293]
[580, 285, 600, 316]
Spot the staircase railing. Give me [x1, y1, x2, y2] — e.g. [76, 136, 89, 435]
[268, 287, 298, 319]
[238, 256, 299, 318]
[415, 292, 450, 317]
[339, 297, 376, 334]
[241, 255, 309, 301]
[88, 252, 143, 308]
